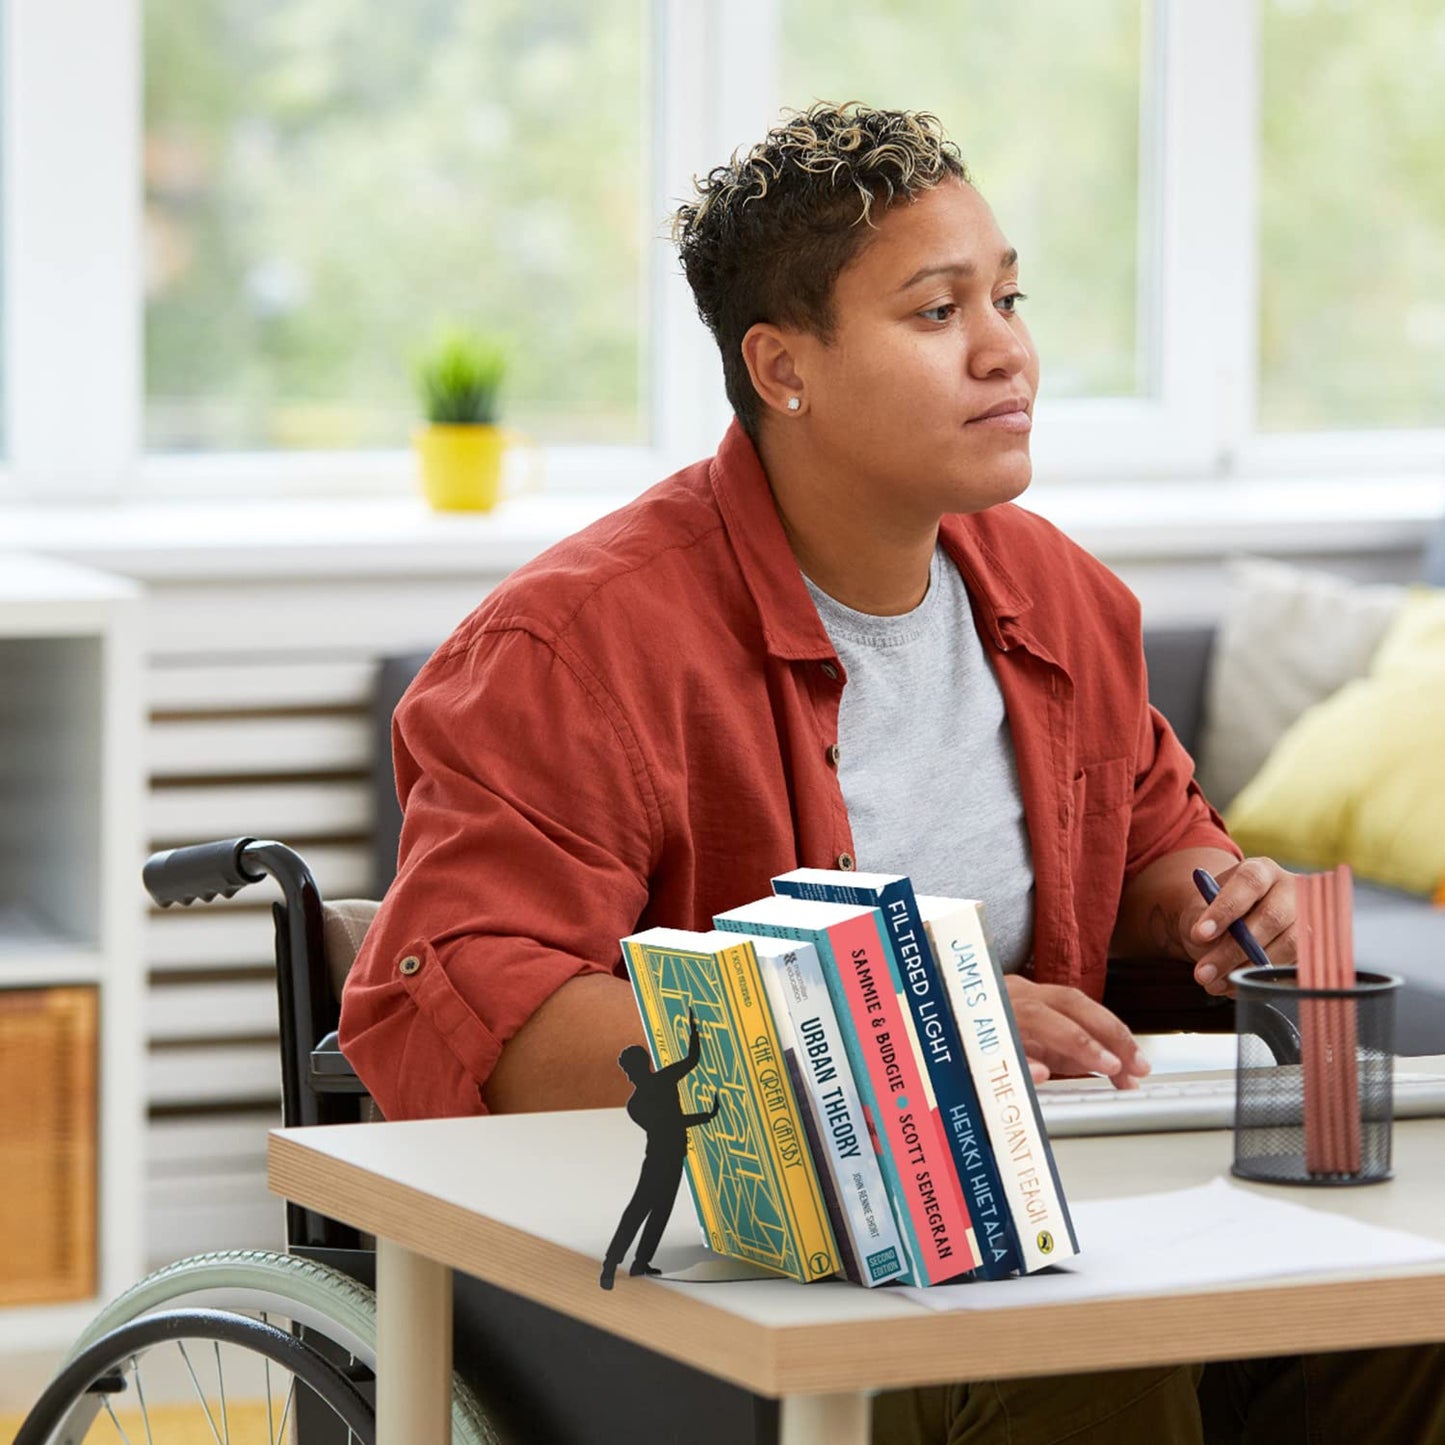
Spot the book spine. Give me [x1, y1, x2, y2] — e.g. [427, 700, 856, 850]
[774, 1011, 862, 1285]
[774, 878, 1019, 1278]
[758, 944, 911, 1287]
[924, 904, 1079, 1270]
[711, 939, 841, 1281]
[721, 913, 975, 1282]
[620, 938, 717, 1254]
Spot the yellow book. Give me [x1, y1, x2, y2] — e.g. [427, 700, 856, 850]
[623, 928, 840, 1282]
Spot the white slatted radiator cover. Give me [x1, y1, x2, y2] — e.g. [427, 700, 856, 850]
[143, 655, 379, 1266]
[140, 574, 490, 1270]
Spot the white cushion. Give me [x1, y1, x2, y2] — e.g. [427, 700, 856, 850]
[1196, 556, 1404, 810]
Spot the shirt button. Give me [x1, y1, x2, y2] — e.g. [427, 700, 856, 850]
[820, 661, 839, 680]
[399, 954, 422, 976]
[837, 852, 855, 871]
[826, 743, 841, 767]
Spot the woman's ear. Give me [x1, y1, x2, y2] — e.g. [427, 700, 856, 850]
[741, 323, 809, 419]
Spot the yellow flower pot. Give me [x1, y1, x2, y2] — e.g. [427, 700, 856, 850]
[413, 423, 507, 512]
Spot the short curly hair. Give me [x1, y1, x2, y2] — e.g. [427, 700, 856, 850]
[672, 102, 972, 441]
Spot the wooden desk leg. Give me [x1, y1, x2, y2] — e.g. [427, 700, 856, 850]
[376, 1237, 453, 1444]
[780, 1392, 871, 1445]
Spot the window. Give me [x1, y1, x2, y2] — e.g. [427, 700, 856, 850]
[780, 0, 1148, 403]
[4, 0, 1444, 500]
[143, 0, 649, 452]
[0, 16, 5, 463]
[1257, 0, 1445, 433]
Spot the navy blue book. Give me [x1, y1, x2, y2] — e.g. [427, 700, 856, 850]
[772, 867, 1021, 1278]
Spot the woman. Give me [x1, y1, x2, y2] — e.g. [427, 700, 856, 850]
[342, 103, 1440, 1443]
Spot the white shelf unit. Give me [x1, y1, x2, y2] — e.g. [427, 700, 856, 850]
[0, 553, 144, 1354]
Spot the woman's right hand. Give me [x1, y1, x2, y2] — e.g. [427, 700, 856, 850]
[1003, 975, 1151, 1090]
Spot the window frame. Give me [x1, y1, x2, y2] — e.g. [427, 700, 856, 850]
[1, 0, 1440, 504]
[2, 0, 142, 501]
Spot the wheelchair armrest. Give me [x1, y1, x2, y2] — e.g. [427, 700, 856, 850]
[1103, 954, 1236, 1035]
[310, 1029, 372, 1095]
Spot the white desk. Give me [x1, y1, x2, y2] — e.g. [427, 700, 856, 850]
[270, 1105, 1445, 1445]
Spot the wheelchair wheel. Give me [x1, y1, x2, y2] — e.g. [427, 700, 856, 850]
[57, 1249, 503, 1444]
[17, 1307, 374, 1444]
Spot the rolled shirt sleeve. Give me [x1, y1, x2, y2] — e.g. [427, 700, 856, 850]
[338, 625, 659, 1120]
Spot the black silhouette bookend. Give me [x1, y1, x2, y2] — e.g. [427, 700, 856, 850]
[601, 1009, 719, 1289]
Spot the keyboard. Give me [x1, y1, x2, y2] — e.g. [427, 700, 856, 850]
[1037, 1070, 1445, 1138]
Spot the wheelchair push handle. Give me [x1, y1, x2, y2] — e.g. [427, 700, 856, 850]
[143, 837, 268, 907]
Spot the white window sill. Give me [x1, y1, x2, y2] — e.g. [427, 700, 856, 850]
[2, 472, 1441, 584]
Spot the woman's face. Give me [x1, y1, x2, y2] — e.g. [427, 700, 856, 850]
[789, 178, 1039, 523]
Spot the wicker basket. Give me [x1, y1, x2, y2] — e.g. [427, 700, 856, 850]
[0, 986, 97, 1305]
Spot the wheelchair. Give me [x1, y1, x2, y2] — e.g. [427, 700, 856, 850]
[17, 836, 500, 1445]
[16, 835, 1237, 1444]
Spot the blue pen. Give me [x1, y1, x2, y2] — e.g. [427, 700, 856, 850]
[1192, 867, 1302, 1065]
[1191, 867, 1273, 969]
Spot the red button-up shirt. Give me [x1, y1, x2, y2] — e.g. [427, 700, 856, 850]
[339, 421, 1238, 1120]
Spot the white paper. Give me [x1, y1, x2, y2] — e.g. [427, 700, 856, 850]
[903, 1177, 1445, 1312]
[1135, 1032, 1237, 1075]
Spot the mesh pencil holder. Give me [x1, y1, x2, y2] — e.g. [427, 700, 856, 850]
[1230, 966, 1401, 1187]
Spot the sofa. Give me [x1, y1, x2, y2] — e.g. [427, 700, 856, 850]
[1143, 519, 1445, 1057]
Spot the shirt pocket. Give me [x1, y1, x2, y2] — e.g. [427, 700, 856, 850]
[1071, 756, 1135, 965]
[1073, 755, 1133, 818]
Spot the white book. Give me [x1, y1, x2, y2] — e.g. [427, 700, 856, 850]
[916, 895, 1080, 1272]
[745, 934, 912, 1287]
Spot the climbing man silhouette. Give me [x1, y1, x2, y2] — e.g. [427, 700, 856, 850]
[601, 1008, 721, 1289]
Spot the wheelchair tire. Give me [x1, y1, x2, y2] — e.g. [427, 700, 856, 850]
[64, 1249, 503, 1444]
[17, 1307, 375, 1445]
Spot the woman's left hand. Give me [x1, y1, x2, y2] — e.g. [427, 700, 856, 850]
[1182, 856, 1298, 996]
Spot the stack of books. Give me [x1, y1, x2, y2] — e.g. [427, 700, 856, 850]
[621, 867, 1079, 1287]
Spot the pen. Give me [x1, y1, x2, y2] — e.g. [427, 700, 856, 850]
[1192, 867, 1302, 1067]
[1191, 867, 1273, 969]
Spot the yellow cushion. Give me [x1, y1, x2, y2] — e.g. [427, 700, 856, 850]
[1224, 586, 1445, 897]
[1372, 583, 1445, 675]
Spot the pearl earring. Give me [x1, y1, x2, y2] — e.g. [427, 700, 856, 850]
[787, 396, 801, 412]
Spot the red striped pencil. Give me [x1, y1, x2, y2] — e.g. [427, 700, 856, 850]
[1299, 873, 1328, 1174]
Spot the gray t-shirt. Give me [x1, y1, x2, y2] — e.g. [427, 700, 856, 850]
[803, 545, 1036, 974]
